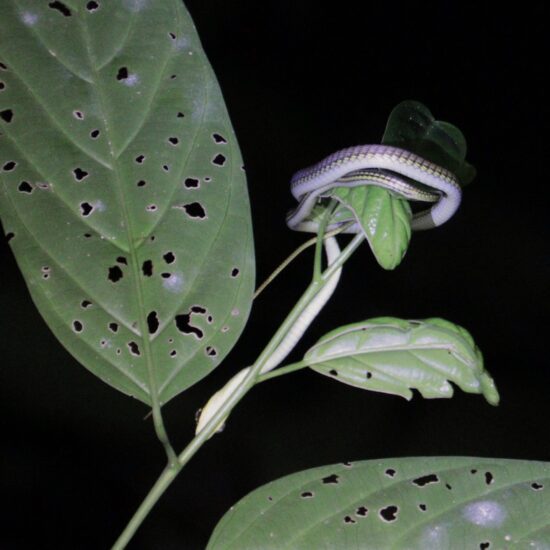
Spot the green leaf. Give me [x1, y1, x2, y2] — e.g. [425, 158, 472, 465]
[304, 317, 499, 405]
[383, 100, 476, 186]
[207, 457, 550, 549]
[331, 186, 412, 270]
[0, 1, 254, 405]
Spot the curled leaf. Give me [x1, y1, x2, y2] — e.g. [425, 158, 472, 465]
[304, 317, 499, 405]
[331, 185, 412, 270]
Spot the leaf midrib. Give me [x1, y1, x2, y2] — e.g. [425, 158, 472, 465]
[79, 6, 176, 403]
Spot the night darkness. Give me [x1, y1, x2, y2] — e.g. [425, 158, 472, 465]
[0, 2, 547, 548]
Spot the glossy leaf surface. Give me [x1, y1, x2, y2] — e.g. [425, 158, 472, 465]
[331, 185, 412, 270]
[208, 457, 550, 549]
[304, 317, 499, 404]
[0, 1, 254, 404]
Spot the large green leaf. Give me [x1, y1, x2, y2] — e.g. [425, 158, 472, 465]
[331, 186, 412, 270]
[0, 1, 254, 405]
[304, 317, 499, 404]
[208, 457, 550, 549]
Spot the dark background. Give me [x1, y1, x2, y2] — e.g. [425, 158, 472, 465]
[1, 1, 547, 548]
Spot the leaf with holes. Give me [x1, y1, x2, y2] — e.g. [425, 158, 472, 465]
[0, 1, 254, 405]
[207, 457, 550, 549]
[331, 185, 412, 270]
[304, 317, 499, 404]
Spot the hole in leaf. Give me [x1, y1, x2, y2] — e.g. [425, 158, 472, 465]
[6, 232, 15, 242]
[0, 82, 5, 90]
[191, 306, 206, 314]
[412, 474, 439, 487]
[485, 471, 494, 485]
[135, 155, 145, 164]
[343, 516, 356, 525]
[116, 67, 129, 80]
[231, 268, 240, 277]
[385, 468, 396, 478]
[184, 177, 199, 188]
[162, 164, 170, 172]
[175, 313, 204, 339]
[322, 474, 339, 485]
[212, 153, 226, 166]
[329, 369, 338, 376]
[90, 129, 100, 139]
[356, 506, 368, 517]
[83, 233, 92, 239]
[81, 300, 92, 308]
[531, 482, 544, 490]
[365, 371, 373, 379]
[73, 320, 83, 332]
[168, 137, 179, 145]
[170, 74, 177, 80]
[73, 110, 84, 120]
[0, 62, 7, 70]
[73, 168, 89, 181]
[480, 543, 490, 549]
[161, 272, 171, 279]
[206, 346, 217, 357]
[48, 1, 72, 16]
[1, 180, 28, 200]
[2, 161, 16, 172]
[177, 111, 185, 118]
[446, 483, 453, 490]
[116, 256, 127, 265]
[147, 311, 159, 334]
[108, 265, 123, 283]
[0, 109, 13, 123]
[212, 133, 227, 144]
[80, 202, 93, 216]
[379, 505, 399, 522]
[179, 202, 206, 219]
[418, 503, 427, 512]
[471, 469, 478, 474]
[342, 462, 353, 467]
[137, 180, 146, 187]
[169, 32, 176, 40]
[128, 341, 141, 356]
[301, 491, 314, 498]
[207, 315, 213, 323]
[142, 260, 153, 276]
[163, 252, 175, 264]
[169, 350, 177, 357]
[108, 322, 119, 333]
[146, 204, 158, 212]
[86, 1, 100, 11]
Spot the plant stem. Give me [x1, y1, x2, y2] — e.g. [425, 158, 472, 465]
[256, 360, 309, 383]
[112, 233, 364, 549]
[253, 221, 353, 299]
[313, 200, 338, 280]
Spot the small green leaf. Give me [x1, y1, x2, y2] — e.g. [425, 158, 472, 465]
[331, 185, 412, 270]
[383, 100, 476, 186]
[0, 1, 254, 405]
[304, 317, 499, 405]
[207, 457, 550, 550]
